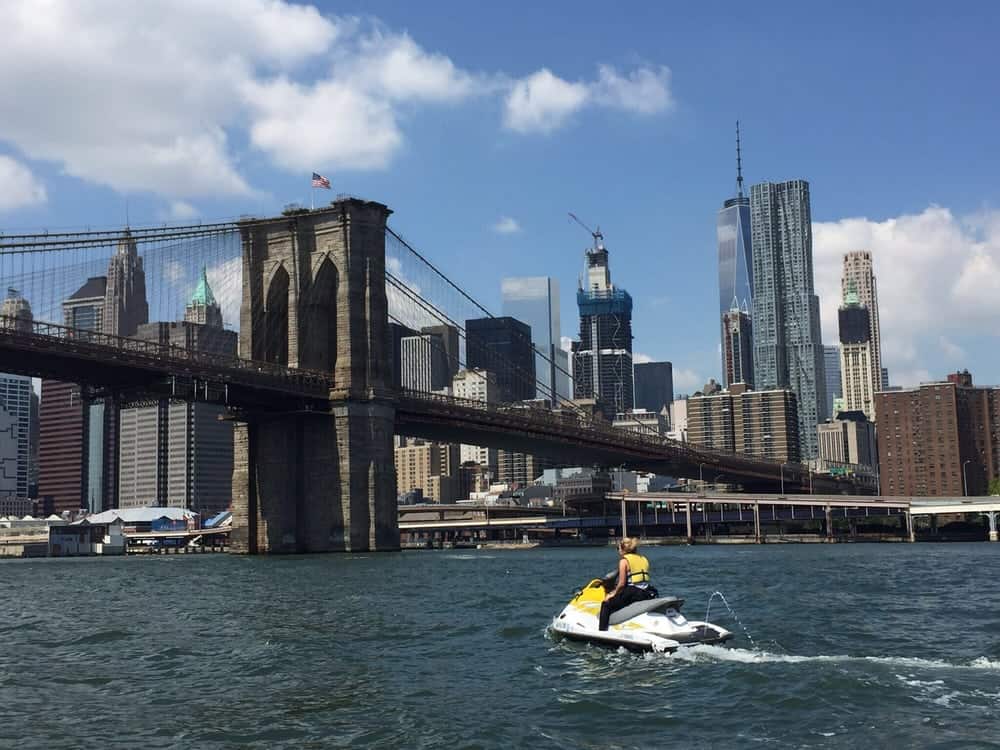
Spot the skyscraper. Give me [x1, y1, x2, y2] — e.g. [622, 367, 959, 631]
[119, 275, 237, 515]
[1, 287, 33, 331]
[841, 251, 884, 407]
[633, 361, 674, 414]
[63, 277, 107, 331]
[97, 235, 148, 510]
[102, 230, 148, 337]
[420, 324, 460, 383]
[501, 276, 571, 403]
[838, 284, 877, 421]
[572, 232, 633, 418]
[184, 267, 223, 329]
[717, 122, 754, 387]
[0, 290, 34, 502]
[38, 380, 85, 514]
[388, 322, 418, 391]
[0, 374, 32, 501]
[399, 333, 449, 393]
[824, 345, 842, 418]
[38, 236, 150, 515]
[818, 411, 877, 468]
[466, 317, 535, 402]
[452, 369, 498, 470]
[722, 309, 753, 387]
[751, 179, 826, 458]
[687, 383, 800, 463]
[39, 277, 107, 514]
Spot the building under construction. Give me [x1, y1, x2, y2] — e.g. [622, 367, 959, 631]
[570, 221, 634, 419]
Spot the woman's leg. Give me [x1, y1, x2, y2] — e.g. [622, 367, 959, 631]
[598, 586, 648, 631]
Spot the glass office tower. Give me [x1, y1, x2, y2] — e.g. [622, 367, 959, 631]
[751, 179, 827, 459]
[717, 123, 754, 386]
[717, 197, 753, 320]
[501, 277, 571, 404]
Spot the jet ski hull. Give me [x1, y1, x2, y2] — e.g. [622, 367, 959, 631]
[550, 579, 733, 653]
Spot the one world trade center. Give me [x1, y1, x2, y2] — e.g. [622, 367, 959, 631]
[717, 122, 754, 387]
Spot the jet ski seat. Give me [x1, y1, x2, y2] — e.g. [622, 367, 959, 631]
[608, 597, 685, 626]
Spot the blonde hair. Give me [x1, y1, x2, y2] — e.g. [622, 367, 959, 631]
[618, 537, 640, 555]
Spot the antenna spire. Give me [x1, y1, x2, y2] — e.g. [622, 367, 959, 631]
[736, 120, 744, 198]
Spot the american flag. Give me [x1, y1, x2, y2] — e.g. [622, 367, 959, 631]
[311, 172, 331, 189]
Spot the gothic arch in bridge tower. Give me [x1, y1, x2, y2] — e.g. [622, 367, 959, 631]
[299, 254, 339, 374]
[231, 199, 398, 555]
[264, 264, 289, 366]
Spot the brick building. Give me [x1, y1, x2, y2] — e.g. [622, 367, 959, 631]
[876, 370, 999, 496]
[688, 383, 800, 463]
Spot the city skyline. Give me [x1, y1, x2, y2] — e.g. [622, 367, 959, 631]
[1, 2, 997, 394]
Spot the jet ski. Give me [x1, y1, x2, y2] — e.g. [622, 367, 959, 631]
[550, 576, 733, 653]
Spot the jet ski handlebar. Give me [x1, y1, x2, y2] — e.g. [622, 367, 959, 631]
[600, 569, 619, 590]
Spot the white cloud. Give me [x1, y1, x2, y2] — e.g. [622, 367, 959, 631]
[560, 335, 573, 352]
[890, 368, 932, 388]
[633, 352, 654, 364]
[0, 155, 46, 211]
[0, 3, 675, 196]
[504, 69, 589, 134]
[348, 31, 480, 101]
[938, 336, 965, 361]
[492, 216, 521, 234]
[0, 0, 316, 197]
[672, 367, 702, 393]
[385, 256, 444, 331]
[814, 206, 1000, 387]
[162, 259, 186, 285]
[592, 65, 674, 114]
[244, 77, 402, 171]
[206, 256, 243, 331]
[167, 201, 199, 221]
[503, 64, 673, 134]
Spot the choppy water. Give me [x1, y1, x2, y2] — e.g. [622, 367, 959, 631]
[4, 543, 1000, 748]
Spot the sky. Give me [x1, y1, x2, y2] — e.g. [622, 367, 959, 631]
[2, 0, 999, 394]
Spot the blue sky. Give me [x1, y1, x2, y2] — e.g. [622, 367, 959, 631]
[2, 1, 998, 392]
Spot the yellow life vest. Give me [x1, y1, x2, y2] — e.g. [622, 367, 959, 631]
[623, 553, 650, 585]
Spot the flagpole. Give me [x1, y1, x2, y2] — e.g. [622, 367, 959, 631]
[311, 185, 314, 211]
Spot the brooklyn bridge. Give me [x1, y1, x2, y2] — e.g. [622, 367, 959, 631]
[0, 198, 872, 553]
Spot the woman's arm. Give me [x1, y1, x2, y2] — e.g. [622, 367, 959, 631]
[605, 558, 629, 600]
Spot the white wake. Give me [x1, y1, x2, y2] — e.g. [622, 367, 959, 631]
[665, 644, 1000, 671]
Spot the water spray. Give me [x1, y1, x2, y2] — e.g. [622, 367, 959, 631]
[705, 591, 757, 650]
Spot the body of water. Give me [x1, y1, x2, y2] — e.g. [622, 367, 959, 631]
[3, 543, 1000, 748]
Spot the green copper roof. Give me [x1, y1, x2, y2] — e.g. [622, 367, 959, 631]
[190, 267, 217, 306]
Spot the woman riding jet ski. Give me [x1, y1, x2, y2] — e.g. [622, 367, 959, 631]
[550, 538, 733, 653]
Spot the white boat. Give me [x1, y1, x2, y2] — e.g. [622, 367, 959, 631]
[550, 577, 733, 653]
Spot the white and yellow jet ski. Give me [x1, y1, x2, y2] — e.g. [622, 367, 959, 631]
[550, 577, 733, 653]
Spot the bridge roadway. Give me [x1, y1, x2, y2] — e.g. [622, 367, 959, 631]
[402, 494, 1000, 542]
[0, 317, 866, 491]
[0, 318, 331, 411]
[910, 497, 1000, 540]
[399, 494, 909, 533]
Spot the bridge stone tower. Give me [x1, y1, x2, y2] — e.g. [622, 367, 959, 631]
[230, 199, 399, 553]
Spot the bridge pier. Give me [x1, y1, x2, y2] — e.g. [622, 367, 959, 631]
[230, 198, 399, 554]
[988, 512, 998, 542]
[230, 403, 397, 554]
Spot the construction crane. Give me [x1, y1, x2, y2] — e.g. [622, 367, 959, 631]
[567, 212, 604, 251]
